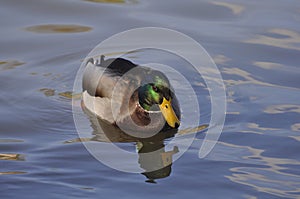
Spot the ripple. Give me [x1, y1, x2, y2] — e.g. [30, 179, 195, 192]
[58, 91, 74, 99]
[0, 171, 27, 175]
[253, 61, 283, 70]
[228, 167, 300, 198]
[24, 24, 92, 34]
[247, 123, 280, 131]
[211, 1, 245, 15]
[208, 142, 300, 198]
[213, 54, 231, 65]
[290, 123, 300, 141]
[222, 67, 299, 90]
[39, 88, 55, 97]
[226, 111, 240, 115]
[291, 123, 300, 132]
[245, 29, 300, 51]
[0, 153, 25, 161]
[264, 104, 300, 114]
[223, 67, 276, 87]
[0, 60, 25, 71]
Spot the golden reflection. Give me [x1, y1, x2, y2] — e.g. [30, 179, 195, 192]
[193, 81, 206, 88]
[226, 112, 240, 115]
[222, 67, 298, 90]
[58, 91, 73, 99]
[38, 89, 81, 99]
[0, 153, 24, 161]
[290, 136, 300, 142]
[247, 123, 279, 131]
[253, 61, 283, 70]
[0, 171, 26, 175]
[291, 123, 300, 132]
[59, 91, 81, 100]
[0, 60, 25, 71]
[245, 28, 300, 51]
[228, 166, 300, 198]
[214, 141, 300, 198]
[177, 125, 208, 136]
[264, 104, 300, 114]
[39, 88, 55, 97]
[290, 123, 300, 141]
[212, 1, 245, 15]
[43, 73, 52, 77]
[240, 122, 282, 135]
[223, 67, 273, 87]
[24, 24, 92, 34]
[239, 130, 263, 135]
[213, 54, 231, 65]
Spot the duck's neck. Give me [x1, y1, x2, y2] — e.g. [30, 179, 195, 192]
[138, 85, 153, 111]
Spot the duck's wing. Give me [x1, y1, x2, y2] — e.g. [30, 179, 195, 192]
[82, 90, 115, 124]
[82, 57, 140, 124]
[82, 57, 137, 98]
[103, 57, 138, 77]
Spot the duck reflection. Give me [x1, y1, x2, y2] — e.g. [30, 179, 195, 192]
[79, 104, 179, 183]
[138, 141, 179, 183]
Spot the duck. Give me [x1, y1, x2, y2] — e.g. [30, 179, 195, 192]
[82, 55, 180, 134]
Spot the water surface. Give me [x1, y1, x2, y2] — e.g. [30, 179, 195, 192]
[1, 0, 300, 198]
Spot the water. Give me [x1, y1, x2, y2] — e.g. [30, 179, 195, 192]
[1, 0, 300, 198]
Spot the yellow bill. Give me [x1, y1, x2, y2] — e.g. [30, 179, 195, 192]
[159, 97, 180, 128]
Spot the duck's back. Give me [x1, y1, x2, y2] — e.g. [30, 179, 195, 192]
[82, 57, 137, 98]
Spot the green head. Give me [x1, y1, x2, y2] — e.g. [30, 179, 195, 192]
[138, 75, 180, 128]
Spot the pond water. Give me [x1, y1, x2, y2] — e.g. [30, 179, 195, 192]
[1, 0, 300, 198]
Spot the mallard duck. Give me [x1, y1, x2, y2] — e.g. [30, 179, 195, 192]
[82, 56, 180, 133]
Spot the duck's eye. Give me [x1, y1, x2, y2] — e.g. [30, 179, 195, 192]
[152, 85, 158, 92]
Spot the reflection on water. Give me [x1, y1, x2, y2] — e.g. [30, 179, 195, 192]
[0, 153, 24, 161]
[290, 123, 300, 141]
[77, 105, 181, 182]
[222, 142, 300, 198]
[245, 28, 300, 51]
[211, 1, 245, 15]
[0, 60, 25, 71]
[39, 88, 55, 97]
[205, 141, 300, 198]
[58, 91, 76, 99]
[68, 103, 207, 182]
[291, 123, 300, 132]
[138, 141, 178, 183]
[247, 123, 279, 131]
[222, 67, 277, 88]
[263, 104, 300, 114]
[24, 24, 92, 34]
[213, 54, 231, 65]
[0, 171, 27, 175]
[253, 61, 283, 70]
[39, 89, 80, 99]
